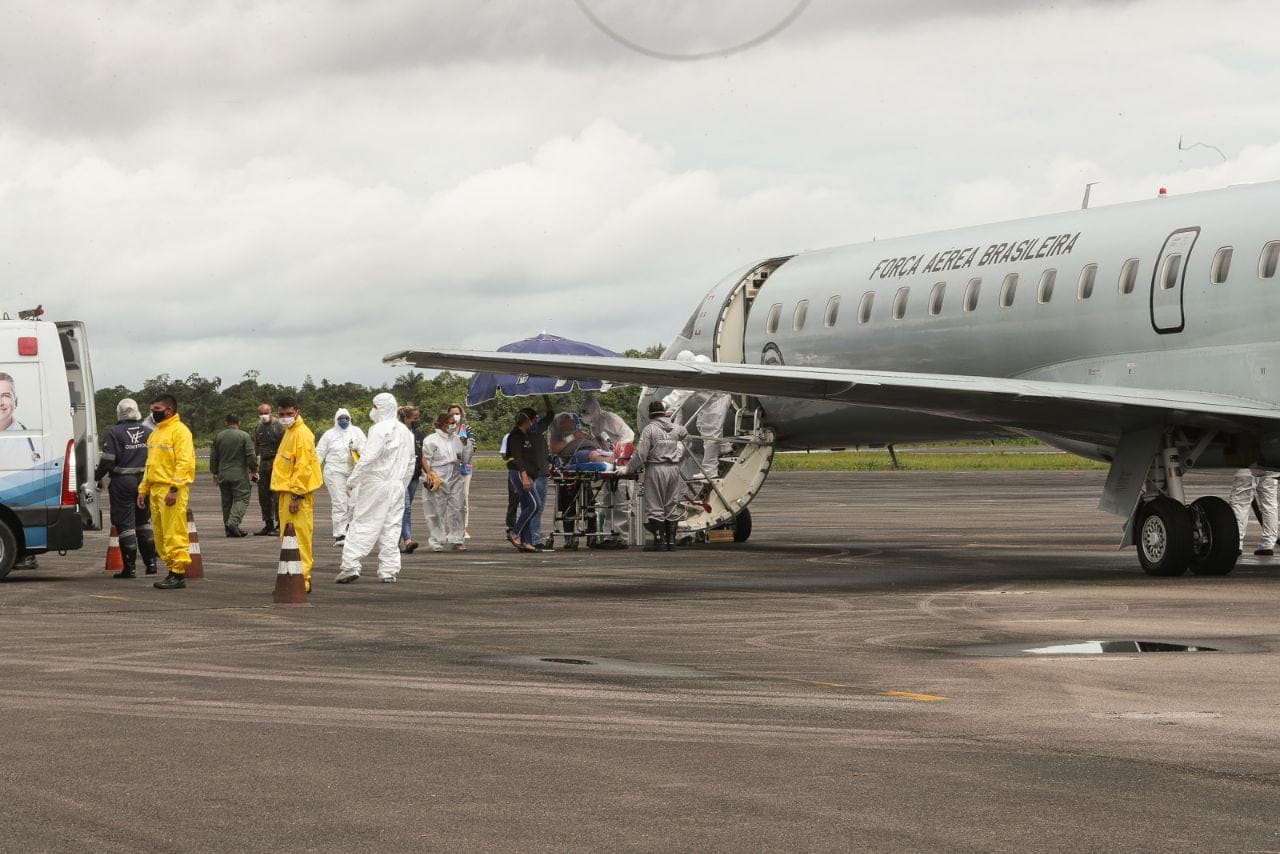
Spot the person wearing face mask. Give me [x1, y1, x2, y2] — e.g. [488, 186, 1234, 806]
[446, 404, 476, 540]
[137, 395, 196, 589]
[253, 403, 286, 536]
[315, 407, 367, 545]
[398, 406, 424, 553]
[270, 397, 324, 592]
[421, 411, 466, 551]
[94, 397, 158, 577]
[336, 393, 416, 583]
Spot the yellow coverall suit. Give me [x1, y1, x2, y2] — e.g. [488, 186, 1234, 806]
[139, 414, 196, 575]
[272, 417, 324, 588]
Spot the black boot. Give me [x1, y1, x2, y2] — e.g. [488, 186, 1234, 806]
[153, 571, 186, 590]
[139, 529, 158, 574]
[114, 546, 138, 579]
[664, 521, 677, 551]
[644, 521, 663, 552]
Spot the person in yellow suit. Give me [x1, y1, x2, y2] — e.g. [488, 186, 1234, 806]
[271, 396, 324, 592]
[137, 394, 196, 590]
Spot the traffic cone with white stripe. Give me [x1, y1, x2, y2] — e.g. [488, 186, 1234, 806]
[273, 522, 308, 604]
[104, 526, 124, 572]
[185, 508, 204, 580]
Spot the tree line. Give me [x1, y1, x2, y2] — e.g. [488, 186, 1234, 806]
[94, 346, 661, 447]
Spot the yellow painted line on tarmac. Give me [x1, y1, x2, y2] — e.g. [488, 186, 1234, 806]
[878, 690, 949, 702]
[89, 594, 131, 602]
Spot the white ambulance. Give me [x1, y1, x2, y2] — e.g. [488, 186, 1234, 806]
[0, 308, 101, 579]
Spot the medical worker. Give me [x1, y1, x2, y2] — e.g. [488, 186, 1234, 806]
[95, 397, 158, 578]
[271, 397, 324, 592]
[1229, 468, 1278, 556]
[137, 395, 196, 589]
[335, 393, 415, 583]
[691, 355, 732, 481]
[422, 411, 466, 551]
[446, 404, 475, 540]
[315, 407, 366, 545]
[624, 400, 688, 552]
[581, 395, 635, 547]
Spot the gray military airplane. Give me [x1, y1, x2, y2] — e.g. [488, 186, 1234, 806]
[386, 181, 1280, 577]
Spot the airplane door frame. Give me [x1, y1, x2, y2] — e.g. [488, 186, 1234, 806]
[1149, 226, 1199, 335]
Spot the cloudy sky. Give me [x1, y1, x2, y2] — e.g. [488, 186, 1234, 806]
[3, 0, 1279, 388]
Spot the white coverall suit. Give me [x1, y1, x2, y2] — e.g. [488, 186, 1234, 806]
[315, 407, 367, 540]
[581, 395, 636, 540]
[1229, 468, 1278, 552]
[422, 427, 465, 549]
[336, 394, 415, 582]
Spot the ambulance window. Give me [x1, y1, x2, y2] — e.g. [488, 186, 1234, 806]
[1260, 241, 1280, 279]
[1160, 254, 1183, 290]
[823, 296, 840, 327]
[999, 273, 1018, 308]
[963, 278, 982, 312]
[766, 303, 782, 334]
[892, 287, 910, 320]
[1118, 258, 1139, 294]
[1211, 247, 1232, 284]
[858, 291, 874, 324]
[792, 300, 809, 331]
[1077, 264, 1097, 300]
[1039, 269, 1057, 304]
[928, 282, 946, 316]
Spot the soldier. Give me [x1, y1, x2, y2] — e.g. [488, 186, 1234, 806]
[94, 398, 158, 578]
[210, 412, 258, 537]
[253, 402, 286, 535]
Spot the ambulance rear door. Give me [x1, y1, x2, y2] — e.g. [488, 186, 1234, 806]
[56, 321, 101, 531]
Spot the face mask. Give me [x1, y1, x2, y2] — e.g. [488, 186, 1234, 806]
[259, 414, 271, 424]
[452, 413, 462, 423]
[337, 418, 350, 428]
[151, 409, 170, 422]
[279, 415, 297, 427]
[409, 419, 421, 430]
[447, 423, 458, 433]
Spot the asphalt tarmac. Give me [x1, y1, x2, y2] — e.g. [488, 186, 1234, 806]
[3, 470, 1278, 853]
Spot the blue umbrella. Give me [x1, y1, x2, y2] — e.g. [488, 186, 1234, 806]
[465, 333, 623, 406]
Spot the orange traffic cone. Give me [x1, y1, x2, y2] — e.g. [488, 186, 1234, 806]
[104, 526, 123, 572]
[273, 522, 308, 605]
[185, 508, 204, 580]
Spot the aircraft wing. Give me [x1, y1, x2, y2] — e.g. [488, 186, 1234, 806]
[384, 348, 1280, 445]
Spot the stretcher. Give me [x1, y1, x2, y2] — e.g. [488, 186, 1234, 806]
[549, 455, 637, 550]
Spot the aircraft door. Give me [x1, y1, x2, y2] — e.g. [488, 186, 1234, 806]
[1150, 227, 1199, 334]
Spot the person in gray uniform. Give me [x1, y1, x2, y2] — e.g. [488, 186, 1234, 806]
[93, 398, 158, 577]
[624, 400, 689, 551]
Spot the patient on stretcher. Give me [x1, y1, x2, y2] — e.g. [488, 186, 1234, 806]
[550, 412, 617, 470]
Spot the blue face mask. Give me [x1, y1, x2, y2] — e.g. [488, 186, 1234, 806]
[337, 418, 350, 428]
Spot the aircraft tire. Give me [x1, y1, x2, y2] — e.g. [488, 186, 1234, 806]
[1188, 496, 1238, 576]
[0, 522, 17, 581]
[732, 508, 752, 543]
[1135, 497, 1192, 577]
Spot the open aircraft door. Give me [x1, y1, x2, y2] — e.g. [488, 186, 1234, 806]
[662, 257, 791, 539]
[1150, 227, 1199, 334]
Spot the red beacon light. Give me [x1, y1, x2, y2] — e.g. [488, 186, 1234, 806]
[1158, 187, 1168, 197]
[17, 337, 37, 356]
[17, 304, 43, 320]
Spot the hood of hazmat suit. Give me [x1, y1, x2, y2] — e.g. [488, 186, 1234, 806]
[316, 407, 367, 469]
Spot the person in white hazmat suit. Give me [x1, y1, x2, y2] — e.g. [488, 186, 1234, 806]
[624, 400, 689, 551]
[1229, 468, 1279, 555]
[421, 411, 467, 551]
[334, 393, 415, 583]
[580, 394, 635, 546]
[660, 353, 731, 482]
[315, 407, 367, 544]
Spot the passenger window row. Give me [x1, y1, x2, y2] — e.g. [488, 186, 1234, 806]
[762, 241, 1267, 332]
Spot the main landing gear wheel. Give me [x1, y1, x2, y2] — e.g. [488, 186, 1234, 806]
[732, 507, 752, 542]
[1135, 496, 1192, 577]
[1188, 495, 1239, 576]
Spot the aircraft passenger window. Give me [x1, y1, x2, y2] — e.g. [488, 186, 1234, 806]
[766, 303, 782, 334]
[858, 291, 874, 324]
[1077, 264, 1097, 300]
[793, 300, 809, 331]
[1211, 247, 1233, 284]
[1038, 269, 1057, 304]
[1118, 258, 1139, 294]
[999, 273, 1018, 308]
[1160, 254, 1183, 290]
[1257, 242, 1279, 278]
[963, 278, 982, 312]
[928, 282, 945, 316]
[824, 296, 840, 327]
[892, 287, 910, 320]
